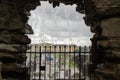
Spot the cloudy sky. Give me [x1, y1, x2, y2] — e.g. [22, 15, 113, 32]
[28, 1, 93, 46]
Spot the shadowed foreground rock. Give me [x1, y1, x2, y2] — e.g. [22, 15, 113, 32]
[84, 0, 120, 80]
[0, 0, 40, 79]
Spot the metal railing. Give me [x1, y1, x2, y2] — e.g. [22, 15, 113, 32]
[25, 45, 91, 80]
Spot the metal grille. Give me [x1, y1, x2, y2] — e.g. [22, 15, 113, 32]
[25, 45, 91, 80]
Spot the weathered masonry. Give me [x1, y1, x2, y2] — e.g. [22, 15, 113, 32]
[0, 0, 120, 80]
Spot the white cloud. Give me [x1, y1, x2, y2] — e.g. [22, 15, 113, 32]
[28, 1, 93, 46]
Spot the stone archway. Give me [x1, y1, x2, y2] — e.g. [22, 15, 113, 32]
[0, 0, 120, 80]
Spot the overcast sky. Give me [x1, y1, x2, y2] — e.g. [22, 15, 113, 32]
[28, 1, 93, 46]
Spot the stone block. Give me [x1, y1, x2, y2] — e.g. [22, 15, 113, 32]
[114, 64, 120, 80]
[90, 0, 120, 15]
[16, 54, 27, 63]
[0, 52, 16, 63]
[103, 49, 120, 63]
[101, 18, 120, 37]
[98, 38, 120, 48]
[2, 63, 27, 73]
[0, 44, 28, 52]
[0, 31, 31, 44]
[0, 44, 18, 52]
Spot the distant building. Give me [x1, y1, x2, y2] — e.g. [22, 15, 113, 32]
[27, 43, 79, 52]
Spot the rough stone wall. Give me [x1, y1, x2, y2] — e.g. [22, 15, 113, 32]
[84, 0, 120, 80]
[0, 0, 40, 79]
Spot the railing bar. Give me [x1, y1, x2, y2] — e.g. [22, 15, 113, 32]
[54, 46, 55, 80]
[83, 46, 85, 78]
[79, 46, 81, 79]
[87, 46, 89, 79]
[59, 46, 61, 79]
[54, 46, 56, 79]
[29, 46, 32, 79]
[84, 46, 86, 78]
[34, 46, 37, 79]
[39, 46, 41, 80]
[64, 46, 66, 79]
[88, 46, 91, 79]
[81, 47, 83, 80]
[74, 46, 75, 80]
[49, 46, 51, 80]
[44, 46, 46, 80]
[69, 46, 71, 80]
[55, 46, 57, 80]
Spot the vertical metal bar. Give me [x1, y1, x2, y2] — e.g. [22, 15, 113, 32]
[69, 46, 71, 80]
[83, 46, 85, 78]
[59, 46, 61, 79]
[54, 46, 55, 80]
[64, 46, 66, 79]
[39, 46, 41, 80]
[74, 46, 75, 80]
[54, 46, 56, 79]
[88, 46, 91, 79]
[86, 46, 89, 79]
[81, 46, 84, 79]
[84, 46, 86, 78]
[44, 46, 46, 80]
[29, 46, 32, 79]
[79, 46, 81, 79]
[34, 46, 37, 79]
[49, 46, 53, 79]
[49, 46, 51, 79]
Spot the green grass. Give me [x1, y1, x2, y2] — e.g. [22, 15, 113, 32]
[58, 54, 77, 67]
[69, 60, 77, 67]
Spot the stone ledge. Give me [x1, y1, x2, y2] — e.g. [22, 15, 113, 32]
[0, 52, 16, 63]
[0, 44, 28, 52]
[95, 68, 115, 78]
[101, 17, 120, 37]
[98, 39, 120, 48]
[0, 31, 31, 44]
[86, 0, 120, 17]
[2, 63, 28, 73]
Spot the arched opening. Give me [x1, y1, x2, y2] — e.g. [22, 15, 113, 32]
[27, 1, 93, 80]
[28, 1, 93, 46]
